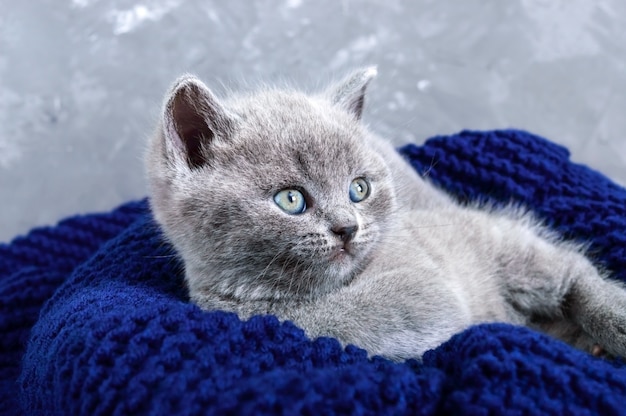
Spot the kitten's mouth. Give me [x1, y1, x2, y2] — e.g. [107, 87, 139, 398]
[330, 243, 354, 261]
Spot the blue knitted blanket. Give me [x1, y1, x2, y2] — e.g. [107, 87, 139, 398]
[2, 130, 626, 415]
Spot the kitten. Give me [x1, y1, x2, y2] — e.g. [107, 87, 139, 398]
[147, 68, 626, 361]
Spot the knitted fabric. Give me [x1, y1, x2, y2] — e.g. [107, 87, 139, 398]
[2, 130, 626, 415]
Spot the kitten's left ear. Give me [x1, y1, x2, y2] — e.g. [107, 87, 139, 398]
[326, 66, 377, 120]
[162, 75, 236, 169]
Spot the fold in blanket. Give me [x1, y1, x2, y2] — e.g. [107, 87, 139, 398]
[2, 130, 626, 415]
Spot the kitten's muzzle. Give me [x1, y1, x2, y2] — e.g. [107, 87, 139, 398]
[331, 224, 358, 244]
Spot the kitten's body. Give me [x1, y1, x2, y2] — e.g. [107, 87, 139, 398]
[147, 69, 626, 360]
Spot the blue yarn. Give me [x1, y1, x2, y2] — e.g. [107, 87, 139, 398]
[2, 130, 626, 415]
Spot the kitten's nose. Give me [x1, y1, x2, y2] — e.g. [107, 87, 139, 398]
[331, 224, 358, 243]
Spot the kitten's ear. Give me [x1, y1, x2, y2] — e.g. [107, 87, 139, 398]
[162, 75, 236, 169]
[326, 66, 377, 120]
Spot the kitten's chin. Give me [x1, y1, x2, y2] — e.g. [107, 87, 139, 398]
[322, 262, 360, 293]
[323, 244, 368, 289]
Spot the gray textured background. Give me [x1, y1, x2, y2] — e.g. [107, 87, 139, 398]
[1, 0, 625, 242]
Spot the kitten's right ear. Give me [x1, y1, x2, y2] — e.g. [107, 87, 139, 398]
[326, 66, 377, 120]
[162, 75, 235, 169]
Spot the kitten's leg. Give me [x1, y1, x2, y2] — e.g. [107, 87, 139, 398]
[493, 218, 626, 357]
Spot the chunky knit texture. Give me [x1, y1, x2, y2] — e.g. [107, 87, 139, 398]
[2, 130, 626, 415]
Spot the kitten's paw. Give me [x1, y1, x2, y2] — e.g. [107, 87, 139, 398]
[584, 302, 626, 358]
[591, 344, 607, 358]
[570, 277, 626, 359]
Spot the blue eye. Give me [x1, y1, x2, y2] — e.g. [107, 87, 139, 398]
[274, 189, 306, 214]
[349, 177, 370, 202]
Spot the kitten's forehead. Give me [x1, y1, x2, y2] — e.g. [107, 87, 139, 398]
[228, 89, 371, 181]
[234, 89, 357, 136]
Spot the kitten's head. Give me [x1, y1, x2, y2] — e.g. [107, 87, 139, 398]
[147, 68, 396, 301]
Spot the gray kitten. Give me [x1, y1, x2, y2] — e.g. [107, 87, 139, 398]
[147, 68, 626, 361]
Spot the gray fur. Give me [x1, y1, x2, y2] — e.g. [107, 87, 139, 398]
[147, 68, 626, 361]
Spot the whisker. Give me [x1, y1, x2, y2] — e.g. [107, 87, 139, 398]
[421, 154, 440, 178]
